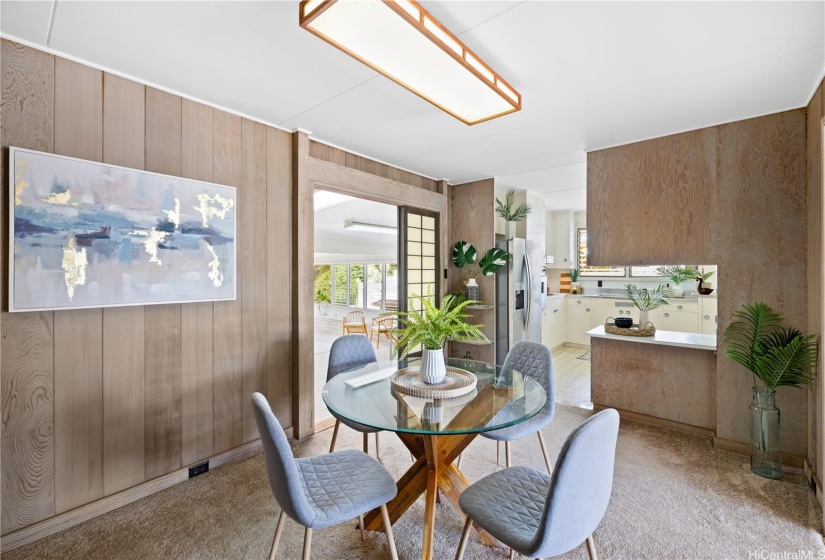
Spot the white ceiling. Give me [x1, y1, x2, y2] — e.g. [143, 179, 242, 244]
[2, 1, 823, 211]
[313, 191, 397, 261]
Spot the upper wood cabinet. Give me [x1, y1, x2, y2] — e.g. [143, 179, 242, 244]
[586, 128, 718, 265]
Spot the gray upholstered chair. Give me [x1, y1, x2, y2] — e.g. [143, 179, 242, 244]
[455, 408, 620, 560]
[327, 334, 383, 457]
[478, 340, 556, 472]
[251, 393, 399, 560]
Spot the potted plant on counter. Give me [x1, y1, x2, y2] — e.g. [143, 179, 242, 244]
[495, 189, 531, 239]
[389, 293, 488, 384]
[723, 302, 818, 479]
[656, 266, 699, 298]
[452, 241, 509, 302]
[569, 268, 581, 294]
[625, 284, 672, 327]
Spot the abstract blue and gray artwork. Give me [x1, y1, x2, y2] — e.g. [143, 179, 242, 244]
[10, 147, 236, 311]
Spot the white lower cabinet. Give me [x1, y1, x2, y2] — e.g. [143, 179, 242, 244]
[566, 298, 593, 345]
[661, 300, 700, 333]
[541, 297, 567, 349]
[700, 298, 718, 334]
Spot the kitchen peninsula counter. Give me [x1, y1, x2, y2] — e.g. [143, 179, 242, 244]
[587, 326, 718, 434]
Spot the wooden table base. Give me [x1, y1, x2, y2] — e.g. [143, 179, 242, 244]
[363, 385, 511, 560]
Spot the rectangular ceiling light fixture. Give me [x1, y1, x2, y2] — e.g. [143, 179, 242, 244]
[299, 0, 522, 125]
[344, 220, 398, 234]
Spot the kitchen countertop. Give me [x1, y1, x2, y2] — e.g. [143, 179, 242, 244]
[587, 325, 717, 351]
[547, 293, 717, 301]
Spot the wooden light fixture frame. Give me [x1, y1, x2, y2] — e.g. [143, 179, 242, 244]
[299, 0, 522, 125]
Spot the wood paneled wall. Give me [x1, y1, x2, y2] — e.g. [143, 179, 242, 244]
[448, 179, 496, 363]
[0, 40, 293, 535]
[807, 79, 824, 488]
[310, 140, 439, 192]
[586, 109, 809, 458]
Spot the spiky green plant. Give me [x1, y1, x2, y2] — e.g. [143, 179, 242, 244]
[569, 268, 580, 282]
[696, 270, 715, 282]
[388, 294, 488, 359]
[723, 302, 818, 392]
[656, 265, 700, 285]
[625, 284, 672, 311]
[495, 190, 532, 222]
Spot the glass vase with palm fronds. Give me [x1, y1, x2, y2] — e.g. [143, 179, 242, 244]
[723, 302, 818, 479]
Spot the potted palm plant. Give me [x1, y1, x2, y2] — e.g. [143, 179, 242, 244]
[625, 284, 672, 327]
[569, 268, 580, 294]
[495, 189, 531, 239]
[723, 302, 818, 479]
[390, 293, 488, 384]
[452, 241, 509, 301]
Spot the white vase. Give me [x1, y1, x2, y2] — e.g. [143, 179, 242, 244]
[465, 278, 480, 301]
[505, 221, 516, 239]
[638, 310, 650, 328]
[420, 348, 447, 384]
[670, 285, 684, 298]
[422, 402, 443, 424]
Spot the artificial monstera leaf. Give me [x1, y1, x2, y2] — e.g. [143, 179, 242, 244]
[479, 248, 509, 276]
[452, 241, 477, 268]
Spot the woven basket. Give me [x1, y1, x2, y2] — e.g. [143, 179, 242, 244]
[604, 318, 656, 337]
[391, 366, 477, 399]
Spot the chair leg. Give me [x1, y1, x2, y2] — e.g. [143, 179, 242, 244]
[505, 441, 511, 468]
[509, 548, 516, 559]
[537, 431, 553, 474]
[496, 441, 500, 466]
[363, 432, 369, 453]
[269, 511, 286, 560]
[586, 535, 597, 560]
[302, 527, 313, 560]
[358, 514, 366, 541]
[454, 516, 472, 560]
[456, 453, 463, 469]
[380, 504, 399, 560]
[375, 432, 380, 458]
[329, 420, 341, 453]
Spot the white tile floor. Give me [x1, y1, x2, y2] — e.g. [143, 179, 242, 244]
[549, 343, 593, 409]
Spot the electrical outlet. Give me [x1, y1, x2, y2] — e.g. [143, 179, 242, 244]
[189, 461, 209, 478]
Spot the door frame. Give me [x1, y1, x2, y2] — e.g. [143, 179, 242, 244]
[292, 132, 448, 437]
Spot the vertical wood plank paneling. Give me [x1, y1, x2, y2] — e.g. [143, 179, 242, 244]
[212, 110, 244, 451]
[241, 119, 268, 442]
[144, 88, 183, 479]
[448, 179, 495, 363]
[807, 82, 824, 478]
[181, 99, 215, 465]
[53, 57, 104, 514]
[292, 131, 314, 438]
[266, 128, 292, 424]
[101, 73, 146, 495]
[0, 39, 55, 533]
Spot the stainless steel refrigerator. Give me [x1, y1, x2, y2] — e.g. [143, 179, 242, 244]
[495, 237, 546, 365]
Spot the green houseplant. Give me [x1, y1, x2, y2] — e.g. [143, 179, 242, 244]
[723, 302, 818, 479]
[452, 241, 509, 301]
[390, 293, 488, 384]
[495, 189, 532, 238]
[569, 268, 580, 293]
[656, 266, 700, 298]
[625, 284, 672, 327]
[314, 288, 331, 316]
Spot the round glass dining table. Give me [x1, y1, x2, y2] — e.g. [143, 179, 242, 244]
[322, 357, 547, 560]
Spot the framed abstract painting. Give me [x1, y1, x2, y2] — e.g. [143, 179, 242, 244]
[9, 147, 237, 312]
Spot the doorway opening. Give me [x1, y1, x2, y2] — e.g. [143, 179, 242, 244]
[312, 189, 398, 424]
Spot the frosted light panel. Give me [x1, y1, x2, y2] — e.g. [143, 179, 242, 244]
[304, 0, 519, 124]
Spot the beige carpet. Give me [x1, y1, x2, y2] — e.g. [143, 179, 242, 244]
[5, 405, 823, 559]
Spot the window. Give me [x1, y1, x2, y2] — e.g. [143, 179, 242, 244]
[630, 266, 665, 277]
[317, 262, 398, 311]
[576, 228, 625, 277]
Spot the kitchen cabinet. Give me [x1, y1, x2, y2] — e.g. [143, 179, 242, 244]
[593, 298, 638, 328]
[567, 298, 593, 345]
[662, 300, 700, 333]
[546, 211, 574, 269]
[541, 297, 567, 349]
[700, 298, 718, 334]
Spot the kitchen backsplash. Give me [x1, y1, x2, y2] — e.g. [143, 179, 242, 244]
[547, 265, 718, 296]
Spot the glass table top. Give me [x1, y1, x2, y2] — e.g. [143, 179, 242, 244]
[322, 357, 547, 435]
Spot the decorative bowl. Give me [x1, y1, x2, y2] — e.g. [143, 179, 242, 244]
[614, 317, 634, 328]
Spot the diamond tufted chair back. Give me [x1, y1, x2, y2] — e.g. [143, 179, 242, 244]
[502, 340, 555, 418]
[251, 393, 314, 526]
[531, 408, 620, 557]
[327, 334, 378, 381]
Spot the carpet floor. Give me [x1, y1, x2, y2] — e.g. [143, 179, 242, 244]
[5, 405, 823, 560]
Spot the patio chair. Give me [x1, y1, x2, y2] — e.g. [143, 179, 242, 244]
[342, 310, 368, 335]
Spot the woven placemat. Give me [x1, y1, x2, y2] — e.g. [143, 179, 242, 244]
[604, 318, 656, 337]
[391, 366, 477, 399]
